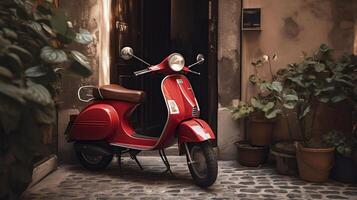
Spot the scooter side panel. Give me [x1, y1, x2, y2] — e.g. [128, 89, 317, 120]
[69, 103, 119, 141]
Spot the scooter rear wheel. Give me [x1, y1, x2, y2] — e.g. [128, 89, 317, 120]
[186, 141, 218, 187]
[76, 150, 113, 171]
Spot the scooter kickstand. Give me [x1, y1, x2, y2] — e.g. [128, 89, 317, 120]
[159, 149, 173, 175]
[130, 152, 143, 170]
[117, 153, 122, 171]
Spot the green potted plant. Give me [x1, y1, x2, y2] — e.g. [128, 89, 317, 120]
[282, 44, 356, 182]
[231, 102, 269, 167]
[323, 130, 357, 183]
[0, 0, 93, 198]
[232, 55, 299, 167]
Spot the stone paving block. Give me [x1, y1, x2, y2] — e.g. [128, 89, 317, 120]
[23, 156, 357, 200]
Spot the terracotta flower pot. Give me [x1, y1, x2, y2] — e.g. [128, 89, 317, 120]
[248, 117, 274, 147]
[296, 142, 335, 182]
[271, 142, 297, 176]
[235, 141, 269, 167]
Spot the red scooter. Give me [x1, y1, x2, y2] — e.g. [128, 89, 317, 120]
[66, 47, 218, 187]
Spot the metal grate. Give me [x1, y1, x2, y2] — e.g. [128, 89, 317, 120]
[192, 106, 199, 117]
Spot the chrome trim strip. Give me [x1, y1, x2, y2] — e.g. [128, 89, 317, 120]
[177, 79, 195, 107]
[110, 143, 152, 150]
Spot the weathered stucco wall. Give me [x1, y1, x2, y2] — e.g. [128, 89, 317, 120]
[217, 0, 243, 160]
[58, 0, 101, 163]
[242, 0, 357, 141]
[217, 0, 357, 159]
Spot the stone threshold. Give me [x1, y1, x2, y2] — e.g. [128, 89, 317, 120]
[28, 155, 58, 188]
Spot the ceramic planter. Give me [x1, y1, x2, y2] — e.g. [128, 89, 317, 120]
[248, 116, 274, 147]
[296, 142, 335, 182]
[235, 141, 269, 167]
[271, 142, 297, 176]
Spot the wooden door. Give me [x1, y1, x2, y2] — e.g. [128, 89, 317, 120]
[111, 0, 218, 138]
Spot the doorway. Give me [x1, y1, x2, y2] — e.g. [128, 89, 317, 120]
[110, 0, 218, 140]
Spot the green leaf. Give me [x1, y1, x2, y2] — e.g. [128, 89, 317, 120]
[75, 28, 93, 45]
[265, 108, 281, 119]
[314, 63, 325, 72]
[249, 75, 259, 84]
[283, 102, 296, 109]
[251, 60, 263, 67]
[0, 35, 11, 48]
[319, 44, 331, 53]
[24, 81, 53, 106]
[25, 66, 48, 78]
[318, 97, 330, 103]
[41, 23, 56, 38]
[7, 45, 33, 63]
[35, 104, 56, 124]
[26, 21, 49, 42]
[2, 27, 17, 40]
[299, 105, 310, 119]
[288, 76, 304, 87]
[271, 81, 283, 93]
[262, 102, 274, 112]
[259, 82, 272, 92]
[40, 46, 68, 64]
[251, 97, 262, 109]
[0, 81, 25, 103]
[331, 94, 347, 103]
[68, 50, 92, 77]
[3, 52, 23, 77]
[283, 94, 299, 101]
[0, 66, 13, 79]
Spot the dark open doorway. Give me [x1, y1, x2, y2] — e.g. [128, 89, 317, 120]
[110, 0, 218, 140]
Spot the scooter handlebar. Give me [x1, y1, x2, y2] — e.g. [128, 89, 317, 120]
[134, 68, 151, 76]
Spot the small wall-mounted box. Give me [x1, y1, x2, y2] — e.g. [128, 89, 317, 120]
[242, 8, 261, 31]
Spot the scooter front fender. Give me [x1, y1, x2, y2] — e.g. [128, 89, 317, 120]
[177, 119, 215, 154]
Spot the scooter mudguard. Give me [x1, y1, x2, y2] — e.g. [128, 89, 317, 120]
[69, 103, 119, 141]
[177, 118, 215, 147]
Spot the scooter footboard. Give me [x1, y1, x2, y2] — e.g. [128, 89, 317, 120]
[177, 119, 215, 154]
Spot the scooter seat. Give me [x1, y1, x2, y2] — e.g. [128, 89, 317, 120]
[93, 84, 146, 103]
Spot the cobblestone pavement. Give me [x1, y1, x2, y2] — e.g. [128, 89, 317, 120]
[23, 156, 357, 200]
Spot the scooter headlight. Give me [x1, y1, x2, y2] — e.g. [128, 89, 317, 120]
[168, 53, 185, 72]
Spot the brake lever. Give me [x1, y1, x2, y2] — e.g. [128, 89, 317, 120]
[188, 69, 200, 75]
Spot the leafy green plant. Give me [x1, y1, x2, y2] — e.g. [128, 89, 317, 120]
[323, 130, 357, 157]
[0, 0, 93, 198]
[231, 54, 299, 121]
[278, 44, 357, 144]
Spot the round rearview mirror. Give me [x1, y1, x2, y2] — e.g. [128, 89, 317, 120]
[121, 47, 134, 60]
[196, 54, 205, 64]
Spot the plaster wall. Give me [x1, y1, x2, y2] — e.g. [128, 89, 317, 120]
[217, 0, 243, 160]
[217, 0, 357, 159]
[241, 0, 357, 141]
[57, 0, 102, 163]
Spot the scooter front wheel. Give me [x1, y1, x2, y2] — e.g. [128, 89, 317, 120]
[75, 149, 113, 171]
[186, 141, 218, 187]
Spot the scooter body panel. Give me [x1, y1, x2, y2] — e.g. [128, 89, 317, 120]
[177, 118, 216, 145]
[69, 103, 119, 140]
[69, 100, 158, 149]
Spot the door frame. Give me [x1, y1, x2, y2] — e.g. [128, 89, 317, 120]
[109, 0, 218, 139]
